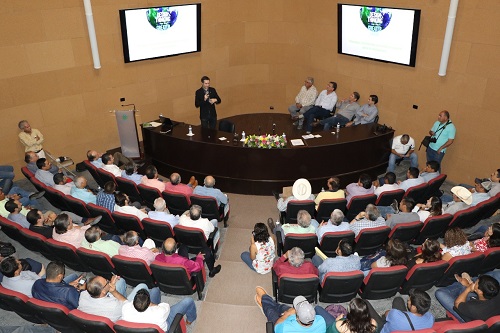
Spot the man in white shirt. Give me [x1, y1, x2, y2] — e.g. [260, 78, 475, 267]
[288, 77, 318, 125]
[114, 193, 148, 221]
[101, 153, 122, 177]
[374, 172, 400, 197]
[303, 81, 338, 133]
[53, 173, 74, 195]
[0, 256, 44, 297]
[398, 167, 425, 192]
[387, 134, 418, 173]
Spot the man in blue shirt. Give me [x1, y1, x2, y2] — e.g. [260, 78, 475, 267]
[346, 95, 379, 126]
[193, 175, 229, 218]
[426, 111, 456, 170]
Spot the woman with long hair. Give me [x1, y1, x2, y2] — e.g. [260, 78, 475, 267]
[407, 238, 442, 269]
[371, 239, 408, 268]
[327, 298, 377, 333]
[471, 222, 500, 252]
[240, 222, 275, 274]
[414, 196, 443, 222]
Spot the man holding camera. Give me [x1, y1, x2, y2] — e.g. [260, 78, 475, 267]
[426, 111, 456, 170]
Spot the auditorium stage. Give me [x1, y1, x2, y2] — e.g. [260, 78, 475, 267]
[142, 113, 394, 195]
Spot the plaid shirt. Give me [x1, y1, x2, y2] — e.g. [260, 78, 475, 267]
[96, 191, 115, 212]
[349, 217, 386, 237]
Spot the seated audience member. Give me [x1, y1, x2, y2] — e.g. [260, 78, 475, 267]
[385, 197, 420, 228]
[314, 177, 345, 210]
[443, 186, 472, 214]
[178, 205, 221, 277]
[345, 173, 374, 205]
[25, 151, 58, 175]
[5, 199, 30, 228]
[349, 204, 386, 237]
[413, 196, 443, 222]
[303, 81, 338, 134]
[81, 226, 120, 257]
[288, 77, 318, 127]
[398, 167, 425, 192]
[277, 178, 315, 212]
[70, 176, 97, 204]
[156, 238, 204, 275]
[100, 153, 122, 177]
[120, 162, 143, 185]
[78, 274, 160, 322]
[0, 165, 15, 191]
[87, 150, 133, 169]
[273, 247, 318, 279]
[316, 209, 350, 243]
[148, 197, 180, 228]
[370, 239, 408, 269]
[470, 179, 492, 206]
[0, 254, 44, 283]
[407, 238, 442, 269]
[488, 168, 500, 197]
[114, 192, 148, 220]
[193, 175, 230, 217]
[31, 261, 83, 310]
[240, 223, 276, 274]
[164, 172, 196, 196]
[269, 210, 318, 243]
[373, 172, 399, 197]
[315, 91, 361, 131]
[140, 165, 165, 192]
[34, 158, 56, 186]
[52, 213, 91, 248]
[254, 291, 327, 333]
[118, 230, 158, 265]
[440, 227, 471, 261]
[0, 256, 44, 297]
[121, 288, 197, 330]
[387, 134, 418, 173]
[96, 181, 117, 212]
[324, 298, 377, 333]
[470, 222, 500, 252]
[419, 160, 440, 182]
[0, 182, 42, 212]
[53, 173, 73, 195]
[370, 288, 434, 333]
[314, 238, 360, 283]
[345, 95, 379, 127]
[435, 273, 500, 322]
[26, 209, 54, 238]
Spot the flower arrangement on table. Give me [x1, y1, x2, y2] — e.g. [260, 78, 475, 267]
[244, 134, 287, 149]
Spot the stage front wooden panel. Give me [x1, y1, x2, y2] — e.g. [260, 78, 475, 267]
[142, 113, 394, 195]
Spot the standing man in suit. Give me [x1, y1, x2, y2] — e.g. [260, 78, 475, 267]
[195, 76, 221, 129]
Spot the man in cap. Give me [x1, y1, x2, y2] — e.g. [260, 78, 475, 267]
[254, 288, 327, 333]
[470, 179, 492, 206]
[277, 178, 316, 212]
[443, 186, 472, 215]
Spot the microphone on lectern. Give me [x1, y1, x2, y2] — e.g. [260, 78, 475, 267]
[272, 123, 276, 135]
[258, 126, 261, 136]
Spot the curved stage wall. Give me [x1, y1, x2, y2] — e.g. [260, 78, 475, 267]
[142, 113, 394, 195]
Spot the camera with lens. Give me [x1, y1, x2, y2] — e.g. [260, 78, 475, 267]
[429, 137, 437, 143]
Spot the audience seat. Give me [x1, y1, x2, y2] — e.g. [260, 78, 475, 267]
[96, 167, 118, 187]
[479, 247, 500, 274]
[76, 247, 117, 279]
[162, 190, 191, 216]
[414, 214, 453, 245]
[318, 270, 364, 303]
[434, 320, 488, 333]
[272, 270, 319, 304]
[68, 309, 116, 333]
[20, 166, 34, 180]
[393, 329, 436, 333]
[354, 226, 391, 256]
[46, 239, 90, 272]
[111, 255, 156, 288]
[174, 225, 219, 257]
[26, 298, 84, 333]
[17, 228, 55, 260]
[115, 313, 186, 333]
[476, 194, 500, 221]
[43, 186, 69, 211]
[424, 174, 447, 199]
[190, 194, 229, 228]
[0, 216, 22, 241]
[436, 252, 485, 287]
[485, 315, 500, 333]
[388, 221, 423, 244]
[28, 176, 46, 193]
[319, 230, 355, 258]
[346, 194, 377, 221]
[0, 286, 43, 324]
[400, 260, 449, 294]
[137, 184, 162, 209]
[116, 176, 142, 203]
[315, 198, 347, 222]
[375, 189, 405, 206]
[280, 200, 315, 224]
[112, 211, 146, 239]
[83, 160, 104, 187]
[150, 261, 205, 300]
[277, 232, 318, 258]
[358, 265, 408, 300]
[64, 195, 91, 218]
[403, 183, 429, 204]
[448, 206, 482, 230]
[87, 203, 121, 234]
[142, 218, 175, 247]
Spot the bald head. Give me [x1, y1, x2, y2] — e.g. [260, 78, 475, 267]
[170, 173, 181, 185]
[74, 176, 87, 189]
[162, 238, 177, 255]
[204, 176, 215, 188]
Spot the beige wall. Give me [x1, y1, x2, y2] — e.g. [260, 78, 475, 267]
[1, 0, 499, 184]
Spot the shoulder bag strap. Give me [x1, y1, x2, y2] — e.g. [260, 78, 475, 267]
[402, 312, 415, 331]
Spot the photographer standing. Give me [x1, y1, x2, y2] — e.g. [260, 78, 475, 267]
[427, 111, 456, 171]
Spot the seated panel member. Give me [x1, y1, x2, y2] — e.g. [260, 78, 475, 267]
[302, 81, 338, 133]
[346, 95, 379, 126]
[288, 77, 318, 125]
[316, 91, 361, 131]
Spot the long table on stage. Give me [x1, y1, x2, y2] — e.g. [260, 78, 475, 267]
[142, 113, 394, 195]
